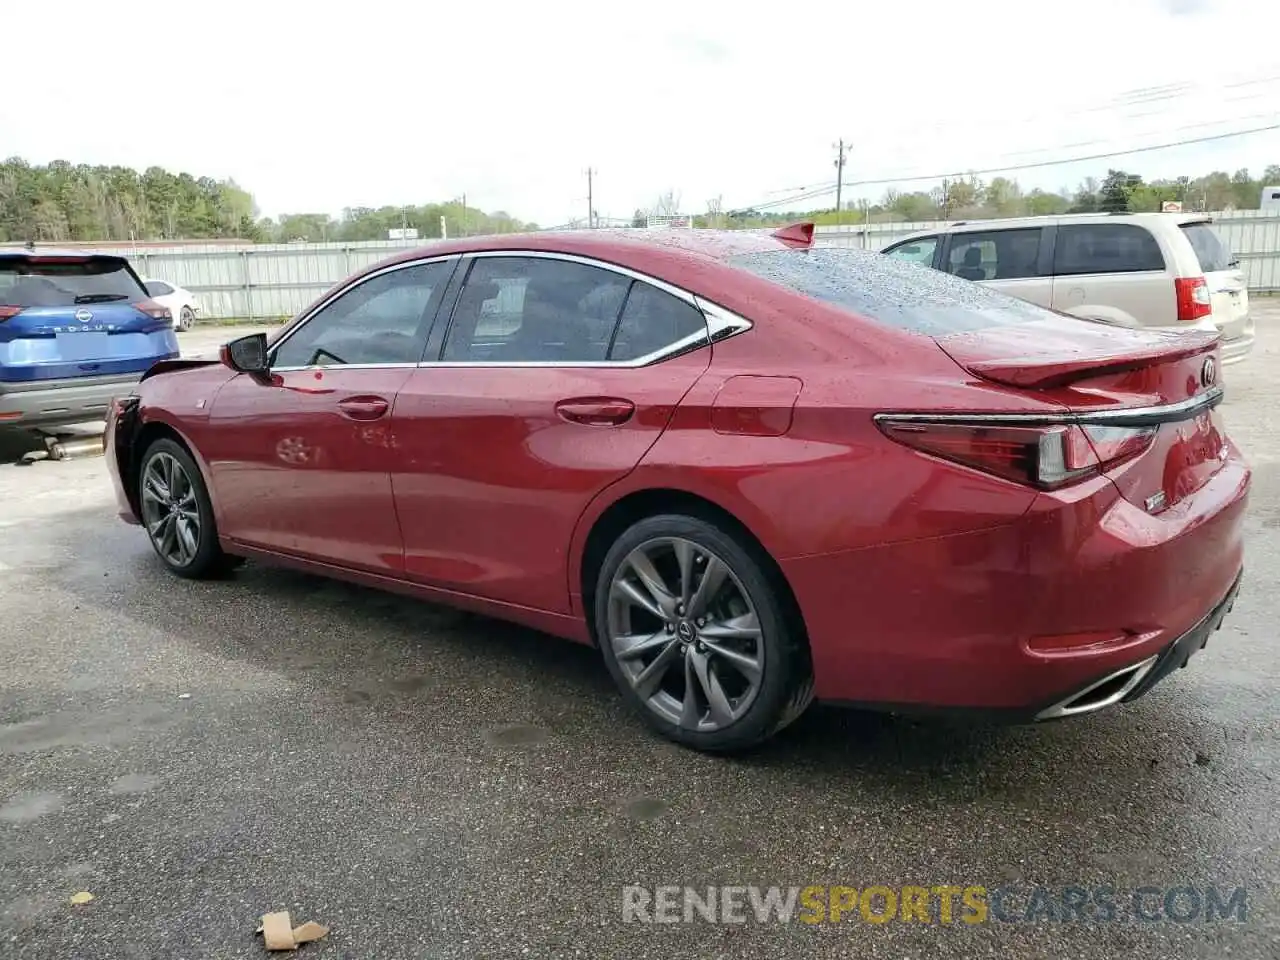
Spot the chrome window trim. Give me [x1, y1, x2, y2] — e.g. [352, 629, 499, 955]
[270, 362, 422, 373]
[417, 249, 754, 369]
[874, 385, 1224, 429]
[266, 254, 459, 369]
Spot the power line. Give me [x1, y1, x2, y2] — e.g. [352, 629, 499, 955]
[730, 118, 1280, 214]
[844, 119, 1280, 189]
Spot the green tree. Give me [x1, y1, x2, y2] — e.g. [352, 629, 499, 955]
[1099, 169, 1142, 213]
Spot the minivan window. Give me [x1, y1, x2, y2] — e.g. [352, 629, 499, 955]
[1179, 222, 1235, 273]
[884, 237, 938, 266]
[947, 228, 1042, 281]
[0, 257, 147, 307]
[1053, 224, 1165, 276]
[728, 247, 1061, 336]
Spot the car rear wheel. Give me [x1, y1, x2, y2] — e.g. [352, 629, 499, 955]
[138, 438, 235, 579]
[179, 307, 195, 332]
[595, 514, 813, 752]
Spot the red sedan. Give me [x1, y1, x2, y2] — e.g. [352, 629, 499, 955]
[105, 225, 1249, 751]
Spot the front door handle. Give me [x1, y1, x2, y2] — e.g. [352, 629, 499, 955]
[337, 395, 390, 421]
[555, 397, 635, 426]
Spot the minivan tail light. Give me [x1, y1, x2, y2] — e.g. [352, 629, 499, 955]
[1174, 277, 1212, 322]
[134, 298, 172, 322]
[0, 305, 24, 322]
[877, 419, 1156, 490]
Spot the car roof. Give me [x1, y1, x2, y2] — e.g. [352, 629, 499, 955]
[887, 212, 1220, 247]
[372, 227, 802, 274]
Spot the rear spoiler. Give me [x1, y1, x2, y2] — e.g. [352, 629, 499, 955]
[941, 328, 1221, 390]
[771, 222, 815, 249]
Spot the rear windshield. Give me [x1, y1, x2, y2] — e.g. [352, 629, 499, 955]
[727, 246, 1061, 336]
[1179, 222, 1235, 273]
[0, 257, 147, 308]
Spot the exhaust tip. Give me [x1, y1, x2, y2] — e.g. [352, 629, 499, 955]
[1035, 655, 1159, 721]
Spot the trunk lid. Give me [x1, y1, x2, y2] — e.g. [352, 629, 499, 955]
[0, 253, 179, 382]
[937, 315, 1227, 512]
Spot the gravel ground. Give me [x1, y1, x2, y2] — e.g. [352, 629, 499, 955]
[0, 310, 1277, 959]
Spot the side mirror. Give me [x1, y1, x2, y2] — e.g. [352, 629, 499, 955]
[220, 333, 270, 374]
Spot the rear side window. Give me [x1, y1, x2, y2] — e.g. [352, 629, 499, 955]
[947, 228, 1043, 281]
[1053, 224, 1165, 276]
[609, 282, 707, 361]
[0, 258, 147, 307]
[1179, 223, 1234, 273]
[728, 247, 1061, 336]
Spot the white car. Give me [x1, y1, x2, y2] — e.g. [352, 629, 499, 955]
[142, 278, 201, 332]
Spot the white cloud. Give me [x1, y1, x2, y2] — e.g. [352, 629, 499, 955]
[2, 0, 1278, 224]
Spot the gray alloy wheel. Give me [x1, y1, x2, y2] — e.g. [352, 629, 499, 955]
[607, 536, 765, 732]
[179, 306, 195, 331]
[140, 451, 202, 568]
[596, 514, 814, 752]
[137, 438, 240, 579]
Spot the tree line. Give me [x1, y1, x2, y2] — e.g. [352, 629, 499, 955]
[0, 158, 536, 244]
[717, 164, 1280, 227]
[8, 156, 1280, 244]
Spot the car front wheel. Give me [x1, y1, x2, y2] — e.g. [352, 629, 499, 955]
[178, 306, 195, 331]
[595, 514, 814, 752]
[138, 438, 236, 579]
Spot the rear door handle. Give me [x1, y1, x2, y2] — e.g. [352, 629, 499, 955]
[555, 398, 635, 426]
[337, 395, 391, 421]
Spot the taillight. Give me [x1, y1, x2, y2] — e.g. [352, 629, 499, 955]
[877, 419, 1155, 489]
[134, 298, 173, 322]
[0, 305, 24, 322]
[1174, 277, 1212, 322]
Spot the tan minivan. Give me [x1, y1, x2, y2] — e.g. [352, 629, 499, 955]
[882, 213, 1254, 364]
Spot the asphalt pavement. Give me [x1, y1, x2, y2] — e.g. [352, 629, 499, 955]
[1, 314, 1278, 959]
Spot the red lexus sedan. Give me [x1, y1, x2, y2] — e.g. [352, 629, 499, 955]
[105, 225, 1249, 752]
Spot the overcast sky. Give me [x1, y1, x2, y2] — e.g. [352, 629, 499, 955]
[4, 0, 1279, 225]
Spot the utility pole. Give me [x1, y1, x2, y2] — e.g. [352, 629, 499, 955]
[833, 139, 849, 226]
[586, 168, 596, 229]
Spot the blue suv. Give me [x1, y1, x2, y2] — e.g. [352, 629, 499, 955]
[0, 249, 180, 429]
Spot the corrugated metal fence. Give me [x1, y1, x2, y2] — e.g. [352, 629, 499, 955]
[7, 210, 1280, 320]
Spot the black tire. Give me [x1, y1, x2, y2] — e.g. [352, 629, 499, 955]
[594, 513, 814, 753]
[179, 307, 195, 332]
[137, 438, 237, 579]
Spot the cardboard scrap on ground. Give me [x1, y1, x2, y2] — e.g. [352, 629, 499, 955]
[257, 911, 330, 951]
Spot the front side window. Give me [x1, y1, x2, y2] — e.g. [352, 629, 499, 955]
[442, 257, 632, 362]
[948, 229, 1042, 281]
[1053, 224, 1165, 276]
[883, 236, 939, 267]
[145, 280, 174, 297]
[273, 260, 450, 367]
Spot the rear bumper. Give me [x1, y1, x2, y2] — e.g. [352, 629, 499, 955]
[0, 372, 142, 429]
[786, 453, 1251, 715]
[1220, 330, 1255, 365]
[1032, 569, 1241, 720]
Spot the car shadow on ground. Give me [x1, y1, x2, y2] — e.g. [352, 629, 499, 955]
[27, 507, 1225, 805]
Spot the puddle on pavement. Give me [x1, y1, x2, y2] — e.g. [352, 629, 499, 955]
[621, 796, 670, 821]
[109, 774, 161, 795]
[0, 791, 65, 823]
